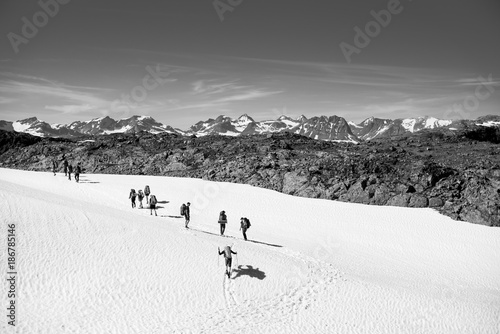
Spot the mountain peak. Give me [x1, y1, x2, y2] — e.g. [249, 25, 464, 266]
[361, 116, 375, 125]
[90, 116, 113, 122]
[215, 115, 229, 123]
[297, 115, 307, 122]
[18, 117, 39, 123]
[237, 114, 254, 123]
[277, 114, 293, 121]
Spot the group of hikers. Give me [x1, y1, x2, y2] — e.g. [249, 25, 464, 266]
[218, 210, 251, 241]
[129, 186, 158, 215]
[52, 157, 82, 182]
[128, 190, 251, 241]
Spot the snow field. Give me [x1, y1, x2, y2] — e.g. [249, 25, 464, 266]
[0, 168, 499, 333]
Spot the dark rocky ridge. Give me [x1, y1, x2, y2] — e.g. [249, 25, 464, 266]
[0, 126, 498, 227]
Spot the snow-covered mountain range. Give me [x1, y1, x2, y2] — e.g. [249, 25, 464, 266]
[1, 114, 499, 141]
[0, 115, 180, 138]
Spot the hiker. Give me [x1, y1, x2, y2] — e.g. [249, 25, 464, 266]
[129, 189, 137, 208]
[181, 202, 191, 228]
[63, 158, 68, 176]
[74, 163, 81, 183]
[144, 185, 151, 204]
[149, 194, 158, 216]
[218, 245, 237, 278]
[52, 159, 58, 176]
[218, 210, 228, 236]
[240, 217, 251, 241]
[68, 164, 73, 181]
[137, 190, 145, 208]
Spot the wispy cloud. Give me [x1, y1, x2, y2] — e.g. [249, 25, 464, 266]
[0, 80, 108, 106]
[45, 104, 97, 114]
[191, 78, 282, 102]
[191, 80, 244, 95]
[0, 71, 113, 104]
[456, 76, 500, 87]
[213, 90, 283, 103]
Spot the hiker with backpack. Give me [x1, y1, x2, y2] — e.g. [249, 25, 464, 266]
[144, 185, 151, 204]
[149, 194, 158, 216]
[52, 159, 58, 176]
[137, 190, 145, 208]
[74, 163, 82, 183]
[68, 164, 73, 181]
[180, 202, 191, 228]
[63, 158, 68, 176]
[218, 210, 228, 236]
[240, 217, 251, 241]
[218, 245, 237, 278]
[129, 189, 137, 208]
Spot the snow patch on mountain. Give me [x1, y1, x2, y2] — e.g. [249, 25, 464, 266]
[478, 121, 500, 127]
[348, 121, 363, 129]
[13, 120, 34, 132]
[402, 119, 416, 132]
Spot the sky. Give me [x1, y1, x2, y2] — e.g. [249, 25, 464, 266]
[0, 0, 499, 129]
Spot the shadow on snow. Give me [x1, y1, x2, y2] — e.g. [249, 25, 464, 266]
[232, 265, 266, 280]
[182, 228, 283, 248]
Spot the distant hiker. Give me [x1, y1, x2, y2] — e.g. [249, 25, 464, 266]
[63, 158, 68, 176]
[144, 185, 151, 204]
[129, 189, 137, 208]
[240, 217, 251, 241]
[218, 210, 228, 236]
[181, 202, 191, 228]
[149, 194, 158, 216]
[218, 245, 237, 278]
[52, 159, 58, 176]
[68, 164, 73, 181]
[74, 163, 82, 183]
[137, 190, 145, 208]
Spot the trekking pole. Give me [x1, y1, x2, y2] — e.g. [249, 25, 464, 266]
[217, 247, 220, 267]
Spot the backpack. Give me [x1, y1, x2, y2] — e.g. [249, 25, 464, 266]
[180, 204, 186, 216]
[150, 195, 157, 205]
[245, 218, 251, 229]
[138, 190, 144, 199]
[219, 211, 227, 222]
[144, 185, 150, 195]
[130, 189, 136, 198]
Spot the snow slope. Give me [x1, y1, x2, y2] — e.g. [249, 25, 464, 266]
[0, 168, 499, 333]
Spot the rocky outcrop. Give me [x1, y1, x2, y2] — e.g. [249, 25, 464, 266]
[0, 128, 498, 226]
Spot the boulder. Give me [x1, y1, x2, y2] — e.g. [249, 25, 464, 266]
[282, 171, 309, 195]
[409, 195, 428, 208]
[428, 197, 444, 207]
[386, 194, 410, 207]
